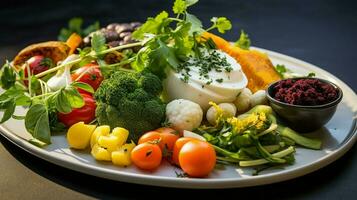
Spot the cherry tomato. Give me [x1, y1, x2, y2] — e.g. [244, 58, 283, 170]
[58, 93, 96, 127]
[131, 143, 162, 170]
[24, 55, 53, 85]
[179, 140, 216, 177]
[71, 63, 104, 92]
[172, 137, 197, 166]
[138, 128, 179, 154]
[159, 132, 179, 154]
[138, 131, 161, 144]
[155, 127, 179, 135]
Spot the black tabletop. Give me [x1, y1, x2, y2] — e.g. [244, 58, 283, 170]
[0, 0, 356, 199]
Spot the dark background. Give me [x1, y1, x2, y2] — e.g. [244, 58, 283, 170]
[0, 0, 356, 199]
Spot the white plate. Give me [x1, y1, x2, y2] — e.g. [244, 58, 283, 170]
[0, 47, 356, 188]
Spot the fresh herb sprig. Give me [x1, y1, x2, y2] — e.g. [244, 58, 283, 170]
[235, 30, 251, 50]
[131, 0, 232, 79]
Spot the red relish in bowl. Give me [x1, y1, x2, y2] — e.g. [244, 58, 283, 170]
[273, 78, 338, 106]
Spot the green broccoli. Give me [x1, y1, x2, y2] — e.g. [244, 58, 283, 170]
[94, 71, 166, 142]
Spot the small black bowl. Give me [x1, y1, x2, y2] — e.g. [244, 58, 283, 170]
[266, 77, 343, 132]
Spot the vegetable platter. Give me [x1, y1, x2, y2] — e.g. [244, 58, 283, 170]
[0, 0, 356, 188]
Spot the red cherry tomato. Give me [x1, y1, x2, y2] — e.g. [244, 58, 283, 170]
[179, 140, 216, 177]
[24, 55, 53, 85]
[58, 93, 96, 127]
[71, 63, 104, 92]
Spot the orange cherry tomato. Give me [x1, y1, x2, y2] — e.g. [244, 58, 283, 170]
[179, 140, 216, 177]
[131, 143, 162, 170]
[172, 137, 197, 166]
[138, 129, 179, 154]
[138, 131, 161, 144]
[155, 127, 179, 135]
[158, 132, 179, 153]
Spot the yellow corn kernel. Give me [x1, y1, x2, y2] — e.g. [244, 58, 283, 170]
[90, 125, 110, 148]
[91, 144, 111, 161]
[67, 122, 96, 149]
[111, 142, 136, 167]
[98, 135, 120, 152]
[111, 127, 129, 147]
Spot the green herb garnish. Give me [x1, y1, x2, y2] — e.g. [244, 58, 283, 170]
[235, 30, 251, 50]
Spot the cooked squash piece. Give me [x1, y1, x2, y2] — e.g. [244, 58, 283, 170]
[228, 47, 281, 92]
[13, 41, 70, 69]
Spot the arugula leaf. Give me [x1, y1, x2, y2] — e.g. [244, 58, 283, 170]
[235, 30, 251, 50]
[71, 82, 94, 94]
[58, 17, 100, 41]
[210, 17, 232, 33]
[0, 61, 16, 90]
[132, 11, 170, 40]
[173, 0, 187, 14]
[91, 33, 107, 53]
[25, 104, 51, 144]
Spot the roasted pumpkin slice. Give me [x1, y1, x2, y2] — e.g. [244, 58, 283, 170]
[13, 41, 70, 69]
[228, 47, 281, 92]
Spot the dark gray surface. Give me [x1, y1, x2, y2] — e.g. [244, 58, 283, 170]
[0, 0, 356, 199]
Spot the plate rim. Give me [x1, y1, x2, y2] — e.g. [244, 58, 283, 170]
[0, 47, 356, 189]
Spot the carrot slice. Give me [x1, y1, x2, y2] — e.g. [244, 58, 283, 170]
[66, 33, 82, 55]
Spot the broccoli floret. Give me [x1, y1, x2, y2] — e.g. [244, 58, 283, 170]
[94, 71, 166, 142]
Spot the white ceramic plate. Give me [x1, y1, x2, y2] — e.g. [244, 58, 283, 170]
[0, 47, 356, 188]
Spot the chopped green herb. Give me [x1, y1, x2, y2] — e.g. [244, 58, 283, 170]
[216, 78, 223, 83]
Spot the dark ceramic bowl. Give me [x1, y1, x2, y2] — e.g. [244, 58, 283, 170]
[266, 77, 343, 132]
